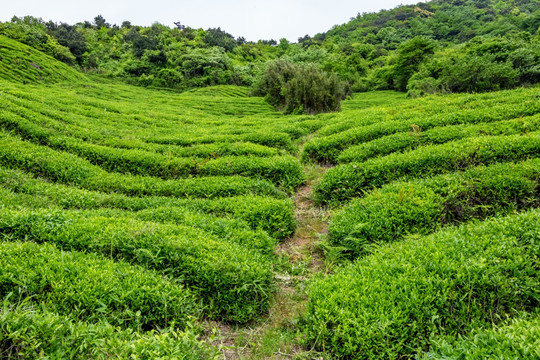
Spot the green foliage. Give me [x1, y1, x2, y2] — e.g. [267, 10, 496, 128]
[425, 315, 540, 359]
[408, 35, 540, 96]
[0, 304, 216, 359]
[0, 241, 198, 330]
[338, 114, 540, 163]
[0, 209, 274, 323]
[393, 36, 437, 91]
[303, 87, 540, 164]
[315, 132, 540, 204]
[253, 59, 349, 114]
[329, 159, 540, 258]
[0, 132, 285, 200]
[0, 36, 85, 83]
[302, 210, 540, 358]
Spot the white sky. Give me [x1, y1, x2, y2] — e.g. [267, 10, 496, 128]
[1, 0, 422, 42]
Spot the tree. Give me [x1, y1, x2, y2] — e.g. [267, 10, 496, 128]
[94, 15, 110, 29]
[393, 36, 436, 91]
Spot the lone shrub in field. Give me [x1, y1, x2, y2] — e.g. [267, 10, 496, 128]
[253, 59, 348, 115]
[302, 210, 540, 359]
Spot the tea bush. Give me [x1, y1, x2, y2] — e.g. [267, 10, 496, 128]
[315, 132, 540, 204]
[0, 241, 199, 330]
[0, 209, 274, 323]
[329, 159, 540, 258]
[0, 304, 216, 359]
[302, 210, 540, 358]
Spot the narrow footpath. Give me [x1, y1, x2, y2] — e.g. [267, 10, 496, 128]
[210, 162, 331, 359]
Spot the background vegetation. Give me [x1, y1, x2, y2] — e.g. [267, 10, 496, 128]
[1, 0, 539, 112]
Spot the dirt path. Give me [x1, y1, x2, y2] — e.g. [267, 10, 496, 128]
[208, 164, 330, 359]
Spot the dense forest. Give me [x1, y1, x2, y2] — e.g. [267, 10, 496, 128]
[1, 0, 539, 102]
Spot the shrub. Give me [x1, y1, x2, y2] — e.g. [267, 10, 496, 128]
[0, 132, 285, 200]
[0, 209, 274, 323]
[315, 132, 540, 204]
[302, 210, 540, 359]
[0, 241, 198, 330]
[303, 96, 540, 164]
[425, 316, 540, 359]
[0, 304, 216, 359]
[338, 114, 540, 163]
[253, 59, 348, 115]
[329, 159, 540, 258]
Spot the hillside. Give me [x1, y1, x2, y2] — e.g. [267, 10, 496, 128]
[0, 35, 86, 83]
[0, 37, 539, 358]
[1, 0, 538, 98]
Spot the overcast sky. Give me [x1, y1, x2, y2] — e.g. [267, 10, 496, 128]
[2, 0, 422, 42]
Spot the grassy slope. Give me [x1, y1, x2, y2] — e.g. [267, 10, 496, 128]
[0, 35, 86, 84]
[1, 36, 540, 359]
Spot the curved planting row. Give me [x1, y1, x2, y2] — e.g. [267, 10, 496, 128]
[303, 91, 540, 163]
[3, 98, 288, 158]
[315, 132, 540, 204]
[0, 132, 285, 200]
[329, 159, 540, 259]
[0, 241, 198, 330]
[0, 304, 215, 359]
[302, 210, 540, 359]
[0, 36, 87, 84]
[0, 166, 295, 240]
[0, 110, 304, 189]
[339, 114, 540, 163]
[0, 209, 274, 323]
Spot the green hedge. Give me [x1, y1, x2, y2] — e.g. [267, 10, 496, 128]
[0, 209, 274, 323]
[0, 132, 285, 200]
[425, 315, 540, 359]
[338, 114, 540, 163]
[0, 112, 304, 189]
[147, 132, 295, 152]
[302, 210, 540, 359]
[315, 133, 540, 204]
[71, 207, 275, 254]
[303, 99, 540, 164]
[0, 166, 295, 240]
[0, 241, 198, 330]
[0, 304, 216, 359]
[329, 159, 540, 258]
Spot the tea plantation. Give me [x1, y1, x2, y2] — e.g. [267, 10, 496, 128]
[1, 35, 540, 359]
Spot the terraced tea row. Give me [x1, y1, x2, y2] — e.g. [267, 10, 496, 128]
[302, 210, 540, 359]
[304, 87, 540, 164]
[316, 132, 540, 204]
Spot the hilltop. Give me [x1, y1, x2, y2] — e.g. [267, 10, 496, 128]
[0, 0, 538, 98]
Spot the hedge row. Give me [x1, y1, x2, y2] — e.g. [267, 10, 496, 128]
[147, 132, 295, 152]
[338, 114, 540, 163]
[0, 111, 304, 189]
[3, 98, 290, 159]
[0, 304, 216, 359]
[302, 210, 540, 359]
[79, 207, 275, 254]
[315, 132, 540, 204]
[0, 209, 274, 323]
[0, 132, 285, 200]
[304, 99, 540, 163]
[0, 166, 295, 240]
[329, 159, 540, 259]
[425, 315, 540, 359]
[0, 241, 198, 330]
